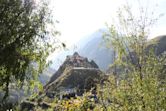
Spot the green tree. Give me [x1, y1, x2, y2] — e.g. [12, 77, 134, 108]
[97, 1, 166, 111]
[0, 0, 61, 99]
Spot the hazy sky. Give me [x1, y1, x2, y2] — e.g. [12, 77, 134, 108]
[49, 0, 166, 47]
[50, 0, 125, 46]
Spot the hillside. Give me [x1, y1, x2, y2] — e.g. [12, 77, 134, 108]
[78, 30, 114, 71]
[45, 52, 104, 96]
[147, 35, 166, 55]
[45, 67, 102, 94]
[21, 52, 104, 110]
[46, 52, 99, 85]
[107, 35, 166, 74]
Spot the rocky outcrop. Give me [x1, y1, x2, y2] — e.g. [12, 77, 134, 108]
[21, 52, 104, 110]
[45, 67, 102, 95]
[46, 52, 99, 86]
[44, 52, 103, 96]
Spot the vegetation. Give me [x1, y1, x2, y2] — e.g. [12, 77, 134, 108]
[19, 92, 97, 111]
[1, 0, 166, 111]
[38, 1, 166, 111]
[97, 2, 166, 111]
[0, 0, 61, 104]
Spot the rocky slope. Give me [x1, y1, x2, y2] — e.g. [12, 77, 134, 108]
[45, 67, 102, 95]
[46, 52, 99, 86]
[45, 52, 103, 95]
[21, 52, 104, 110]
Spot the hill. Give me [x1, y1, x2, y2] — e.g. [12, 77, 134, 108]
[78, 30, 114, 71]
[46, 52, 99, 85]
[147, 35, 166, 55]
[20, 52, 104, 110]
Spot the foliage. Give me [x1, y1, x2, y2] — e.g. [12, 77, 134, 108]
[21, 92, 97, 111]
[3, 0, 166, 110]
[0, 0, 61, 100]
[98, 1, 166, 111]
[96, 74, 166, 111]
[47, 93, 94, 111]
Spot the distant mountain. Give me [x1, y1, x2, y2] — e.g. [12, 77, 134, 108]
[106, 35, 166, 74]
[78, 30, 114, 71]
[78, 33, 166, 71]
[39, 67, 56, 85]
[51, 30, 166, 73]
[51, 29, 114, 71]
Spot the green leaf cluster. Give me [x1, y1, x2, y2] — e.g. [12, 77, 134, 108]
[0, 0, 59, 100]
[98, 1, 166, 111]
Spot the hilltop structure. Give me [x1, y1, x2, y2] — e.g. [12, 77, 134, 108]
[45, 52, 102, 97]
[21, 52, 104, 110]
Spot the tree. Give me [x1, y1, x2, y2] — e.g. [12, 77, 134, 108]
[97, 1, 166, 110]
[0, 0, 61, 99]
